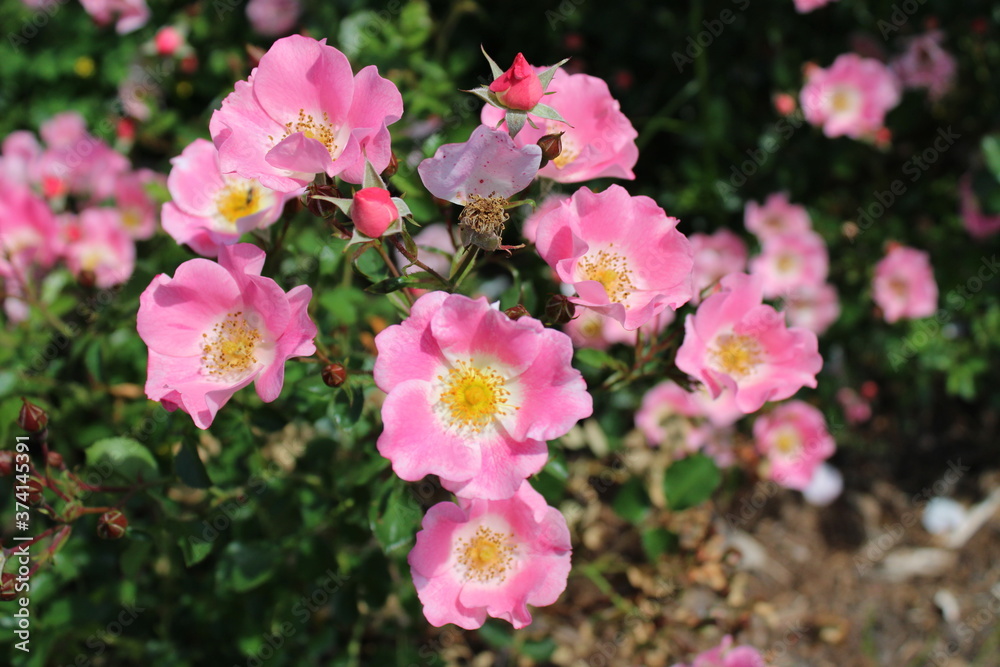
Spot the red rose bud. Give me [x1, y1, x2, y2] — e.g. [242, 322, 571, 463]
[504, 305, 530, 320]
[46, 451, 64, 469]
[321, 363, 348, 388]
[97, 510, 129, 540]
[544, 294, 576, 325]
[18, 398, 48, 433]
[154, 26, 184, 56]
[0, 574, 16, 601]
[0, 451, 13, 477]
[351, 187, 399, 238]
[537, 132, 564, 168]
[489, 53, 544, 111]
[180, 54, 199, 74]
[382, 151, 399, 178]
[27, 479, 45, 506]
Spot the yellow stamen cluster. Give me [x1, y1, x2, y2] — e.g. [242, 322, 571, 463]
[201, 311, 261, 380]
[216, 182, 264, 225]
[284, 109, 338, 157]
[577, 246, 635, 303]
[775, 253, 798, 274]
[455, 526, 516, 583]
[438, 360, 514, 431]
[710, 333, 763, 379]
[774, 429, 801, 456]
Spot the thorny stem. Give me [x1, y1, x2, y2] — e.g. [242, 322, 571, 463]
[390, 237, 449, 287]
[374, 242, 413, 308]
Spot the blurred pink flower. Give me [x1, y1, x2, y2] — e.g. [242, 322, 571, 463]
[836, 387, 871, 425]
[417, 125, 541, 205]
[675, 273, 822, 414]
[162, 139, 294, 257]
[744, 192, 812, 240]
[210, 35, 402, 191]
[408, 481, 571, 630]
[0, 131, 42, 188]
[690, 229, 748, 302]
[564, 308, 672, 351]
[872, 244, 938, 323]
[373, 292, 592, 500]
[520, 193, 569, 245]
[482, 69, 638, 182]
[793, 0, 838, 12]
[138, 243, 316, 429]
[534, 184, 693, 331]
[754, 400, 836, 490]
[246, 0, 301, 36]
[784, 283, 840, 335]
[636, 380, 742, 462]
[153, 26, 185, 57]
[891, 30, 957, 101]
[489, 53, 544, 111]
[749, 230, 829, 299]
[801, 53, 901, 139]
[115, 168, 162, 240]
[959, 175, 1000, 239]
[672, 635, 767, 667]
[0, 182, 59, 290]
[61, 208, 135, 288]
[79, 0, 150, 34]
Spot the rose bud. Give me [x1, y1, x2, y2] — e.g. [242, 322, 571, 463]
[545, 294, 576, 325]
[0, 451, 13, 477]
[351, 187, 399, 238]
[27, 479, 45, 506]
[97, 510, 129, 540]
[489, 53, 544, 111]
[0, 574, 16, 602]
[382, 151, 399, 178]
[321, 363, 348, 388]
[18, 399, 48, 433]
[154, 26, 184, 57]
[46, 451, 64, 469]
[504, 305, 530, 320]
[537, 132, 563, 168]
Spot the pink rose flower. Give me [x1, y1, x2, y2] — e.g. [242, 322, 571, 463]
[482, 69, 638, 182]
[675, 273, 823, 414]
[162, 139, 294, 257]
[753, 400, 836, 490]
[137, 243, 317, 429]
[749, 230, 829, 299]
[78, 0, 150, 34]
[0, 182, 59, 289]
[744, 192, 812, 240]
[872, 244, 938, 323]
[520, 193, 569, 245]
[418, 125, 541, 205]
[210, 35, 403, 191]
[246, 0, 301, 36]
[672, 635, 767, 667]
[959, 175, 1000, 239]
[534, 184, 693, 331]
[0, 131, 42, 188]
[489, 53, 544, 111]
[350, 187, 399, 238]
[564, 308, 672, 351]
[783, 283, 840, 335]
[62, 208, 135, 288]
[690, 229, 748, 301]
[800, 53, 901, 139]
[836, 387, 871, 425]
[891, 30, 957, 101]
[373, 292, 592, 500]
[408, 481, 571, 630]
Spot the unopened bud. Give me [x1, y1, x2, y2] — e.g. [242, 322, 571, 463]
[545, 294, 576, 325]
[322, 363, 348, 388]
[46, 451, 64, 469]
[0, 574, 16, 602]
[0, 451, 12, 477]
[27, 479, 45, 506]
[18, 399, 48, 433]
[97, 510, 129, 540]
[537, 132, 564, 168]
[382, 151, 399, 178]
[504, 305, 530, 320]
[307, 183, 341, 218]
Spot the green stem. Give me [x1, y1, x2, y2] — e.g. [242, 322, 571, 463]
[450, 246, 479, 291]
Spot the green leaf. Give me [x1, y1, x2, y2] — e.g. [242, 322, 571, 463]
[175, 523, 215, 567]
[477, 619, 514, 648]
[480, 45, 505, 80]
[216, 541, 281, 593]
[641, 527, 679, 561]
[537, 57, 570, 91]
[369, 482, 421, 556]
[982, 135, 1000, 182]
[506, 110, 528, 138]
[462, 85, 504, 110]
[612, 477, 650, 524]
[175, 440, 213, 489]
[84, 437, 160, 484]
[365, 271, 442, 294]
[663, 454, 721, 510]
[575, 348, 628, 372]
[521, 637, 557, 660]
